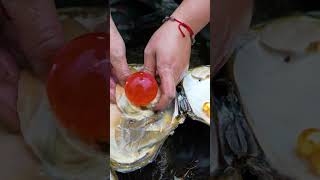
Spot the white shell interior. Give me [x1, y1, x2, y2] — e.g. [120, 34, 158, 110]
[234, 15, 320, 180]
[183, 66, 210, 125]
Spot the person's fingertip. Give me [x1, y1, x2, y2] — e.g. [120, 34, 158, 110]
[154, 68, 176, 110]
[154, 91, 175, 111]
[118, 69, 131, 85]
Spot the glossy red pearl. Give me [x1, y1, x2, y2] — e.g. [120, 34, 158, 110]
[46, 32, 109, 145]
[125, 71, 158, 106]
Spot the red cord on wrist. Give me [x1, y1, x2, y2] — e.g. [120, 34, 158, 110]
[163, 16, 195, 45]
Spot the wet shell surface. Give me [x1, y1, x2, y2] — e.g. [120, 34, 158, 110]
[110, 65, 210, 173]
[234, 14, 320, 179]
[110, 65, 183, 173]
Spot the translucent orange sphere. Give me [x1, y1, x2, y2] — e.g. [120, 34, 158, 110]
[46, 32, 109, 146]
[125, 71, 158, 106]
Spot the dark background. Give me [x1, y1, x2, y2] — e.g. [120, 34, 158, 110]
[253, 0, 320, 24]
[55, 0, 106, 8]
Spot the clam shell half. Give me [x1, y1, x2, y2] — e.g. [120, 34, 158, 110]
[234, 14, 320, 179]
[180, 66, 210, 125]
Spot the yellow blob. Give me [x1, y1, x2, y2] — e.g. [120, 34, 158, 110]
[309, 151, 320, 176]
[296, 128, 320, 158]
[296, 128, 320, 177]
[202, 102, 210, 117]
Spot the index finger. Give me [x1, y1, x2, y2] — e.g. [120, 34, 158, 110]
[154, 68, 176, 110]
[110, 55, 131, 85]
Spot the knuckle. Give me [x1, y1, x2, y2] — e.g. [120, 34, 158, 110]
[157, 62, 172, 71]
[111, 48, 126, 60]
[116, 70, 130, 81]
[30, 25, 63, 58]
[165, 90, 176, 100]
[168, 93, 176, 100]
[144, 47, 153, 56]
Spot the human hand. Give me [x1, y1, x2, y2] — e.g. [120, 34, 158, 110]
[0, 0, 64, 132]
[144, 21, 191, 110]
[110, 16, 131, 85]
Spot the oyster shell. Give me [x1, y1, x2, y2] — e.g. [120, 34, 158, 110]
[181, 66, 210, 125]
[110, 170, 118, 180]
[110, 83, 183, 172]
[110, 65, 210, 173]
[233, 14, 320, 179]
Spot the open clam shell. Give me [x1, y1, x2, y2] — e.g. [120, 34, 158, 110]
[233, 14, 320, 179]
[110, 65, 184, 173]
[110, 65, 210, 173]
[12, 7, 108, 180]
[180, 66, 210, 125]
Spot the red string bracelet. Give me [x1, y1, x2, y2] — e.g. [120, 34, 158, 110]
[163, 16, 195, 45]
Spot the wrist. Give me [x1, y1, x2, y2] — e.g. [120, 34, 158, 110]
[162, 16, 195, 45]
[170, 0, 210, 35]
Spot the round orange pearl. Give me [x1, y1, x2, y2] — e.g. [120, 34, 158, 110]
[47, 32, 109, 146]
[125, 71, 158, 106]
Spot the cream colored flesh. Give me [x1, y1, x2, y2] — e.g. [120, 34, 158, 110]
[234, 16, 320, 179]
